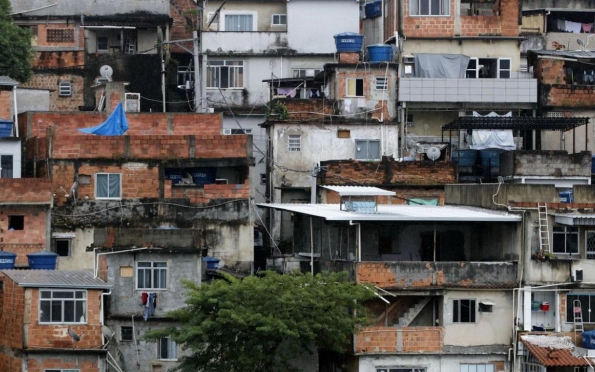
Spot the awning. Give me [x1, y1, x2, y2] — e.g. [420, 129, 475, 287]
[442, 117, 589, 131]
[553, 213, 595, 226]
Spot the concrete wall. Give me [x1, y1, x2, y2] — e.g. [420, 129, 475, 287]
[445, 184, 560, 209]
[359, 354, 506, 372]
[16, 89, 50, 113]
[204, 2, 287, 32]
[287, 1, 360, 54]
[10, 0, 170, 16]
[500, 151, 592, 178]
[540, 110, 595, 154]
[55, 228, 95, 270]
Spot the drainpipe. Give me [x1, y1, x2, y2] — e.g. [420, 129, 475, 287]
[311, 163, 318, 204]
[13, 86, 18, 137]
[349, 220, 361, 261]
[310, 217, 314, 275]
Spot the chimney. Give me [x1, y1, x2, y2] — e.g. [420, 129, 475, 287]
[338, 52, 361, 64]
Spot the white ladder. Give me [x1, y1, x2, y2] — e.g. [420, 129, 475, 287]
[574, 299, 584, 343]
[538, 203, 551, 254]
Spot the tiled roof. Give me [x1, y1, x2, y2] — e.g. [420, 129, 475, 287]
[1, 269, 111, 289]
[521, 336, 590, 367]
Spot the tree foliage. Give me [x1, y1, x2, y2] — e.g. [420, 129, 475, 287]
[0, 0, 33, 82]
[145, 271, 374, 372]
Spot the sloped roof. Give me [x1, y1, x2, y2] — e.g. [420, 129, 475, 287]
[0, 76, 18, 86]
[322, 186, 396, 197]
[521, 335, 590, 367]
[1, 269, 111, 289]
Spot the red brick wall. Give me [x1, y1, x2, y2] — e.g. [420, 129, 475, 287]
[325, 188, 445, 205]
[355, 326, 444, 353]
[0, 273, 25, 349]
[356, 262, 398, 287]
[204, 183, 250, 199]
[0, 353, 21, 372]
[535, 59, 565, 85]
[0, 90, 12, 120]
[544, 85, 595, 108]
[0, 206, 48, 266]
[170, 0, 196, 54]
[0, 179, 52, 204]
[27, 357, 100, 372]
[278, 99, 335, 122]
[403, 0, 519, 38]
[22, 73, 84, 112]
[19, 111, 223, 139]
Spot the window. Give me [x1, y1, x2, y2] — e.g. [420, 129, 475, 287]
[39, 290, 87, 324]
[338, 129, 351, 138]
[376, 77, 388, 90]
[224, 14, 254, 31]
[121, 326, 134, 341]
[553, 226, 579, 254]
[498, 58, 511, 79]
[288, 134, 301, 152]
[53, 239, 71, 257]
[8, 216, 24, 230]
[223, 128, 252, 135]
[466, 58, 479, 78]
[567, 294, 595, 323]
[453, 299, 476, 323]
[355, 140, 380, 160]
[1, 155, 13, 178]
[59, 82, 72, 97]
[260, 173, 267, 185]
[461, 0, 499, 16]
[461, 365, 495, 372]
[137, 262, 167, 290]
[292, 68, 321, 78]
[410, 0, 449, 16]
[346, 78, 364, 97]
[207, 60, 244, 88]
[377, 369, 426, 372]
[158, 337, 177, 360]
[46, 28, 74, 43]
[586, 231, 595, 259]
[272, 14, 287, 26]
[97, 36, 108, 52]
[466, 58, 511, 79]
[120, 266, 133, 277]
[95, 173, 121, 199]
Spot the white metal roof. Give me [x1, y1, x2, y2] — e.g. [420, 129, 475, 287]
[552, 213, 595, 226]
[1, 269, 111, 289]
[257, 203, 520, 222]
[321, 186, 396, 196]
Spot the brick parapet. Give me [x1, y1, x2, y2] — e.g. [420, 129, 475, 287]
[0, 179, 52, 203]
[355, 326, 444, 353]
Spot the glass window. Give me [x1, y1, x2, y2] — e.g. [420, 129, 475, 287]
[498, 58, 511, 79]
[158, 337, 177, 360]
[376, 77, 388, 90]
[137, 262, 168, 289]
[121, 326, 134, 341]
[97, 36, 108, 52]
[95, 173, 121, 199]
[346, 78, 364, 97]
[39, 290, 87, 324]
[288, 134, 301, 152]
[461, 364, 495, 372]
[272, 14, 287, 25]
[355, 140, 381, 160]
[1, 155, 13, 178]
[207, 60, 244, 88]
[292, 68, 321, 78]
[466, 58, 478, 78]
[453, 299, 476, 323]
[553, 226, 579, 254]
[53, 239, 71, 257]
[410, 0, 449, 16]
[225, 14, 253, 31]
[567, 294, 595, 323]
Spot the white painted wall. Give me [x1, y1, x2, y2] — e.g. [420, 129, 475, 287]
[287, 0, 360, 54]
[359, 354, 508, 372]
[0, 140, 22, 178]
[56, 228, 95, 270]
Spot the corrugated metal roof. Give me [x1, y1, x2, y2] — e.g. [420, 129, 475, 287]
[1, 269, 111, 289]
[552, 213, 595, 226]
[527, 50, 595, 61]
[521, 335, 589, 367]
[322, 186, 396, 196]
[0, 76, 18, 86]
[256, 203, 521, 222]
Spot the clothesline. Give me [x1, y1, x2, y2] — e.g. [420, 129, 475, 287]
[554, 19, 593, 33]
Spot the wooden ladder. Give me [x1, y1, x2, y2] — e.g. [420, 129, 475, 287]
[574, 299, 585, 343]
[538, 203, 551, 254]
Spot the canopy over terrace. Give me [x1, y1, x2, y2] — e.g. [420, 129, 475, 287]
[441, 116, 589, 153]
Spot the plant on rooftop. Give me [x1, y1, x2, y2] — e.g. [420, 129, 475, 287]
[144, 270, 373, 372]
[0, 0, 34, 82]
[267, 101, 289, 121]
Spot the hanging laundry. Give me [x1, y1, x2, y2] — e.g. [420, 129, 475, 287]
[566, 21, 582, 33]
[277, 88, 292, 96]
[557, 19, 566, 32]
[143, 292, 157, 321]
[141, 292, 148, 305]
[582, 23, 593, 33]
[344, 99, 352, 113]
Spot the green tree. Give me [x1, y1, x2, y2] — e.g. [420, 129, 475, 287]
[0, 0, 33, 82]
[146, 271, 373, 372]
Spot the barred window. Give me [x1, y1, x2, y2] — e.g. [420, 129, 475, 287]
[47, 29, 74, 43]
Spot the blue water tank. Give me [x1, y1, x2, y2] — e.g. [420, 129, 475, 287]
[365, 1, 382, 18]
[0, 251, 17, 270]
[559, 190, 574, 203]
[452, 150, 478, 167]
[334, 33, 364, 53]
[367, 44, 393, 62]
[189, 167, 216, 185]
[27, 251, 58, 270]
[202, 257, 220, 270]
[480, 149, 505, 168]
[583, 330, 595, 349]
[165, 168, 184, 185]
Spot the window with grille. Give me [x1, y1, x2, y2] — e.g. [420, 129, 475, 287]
[288, 134, 301, 152]
[121, 326, 133, 341]
[567, 294, 595, 323]
[59, 82, 72, 97]
[39, 290, 87, 324]
[1, 155, 13, 178]
[97, 36, 108, 52]
[410, 0, 449, 15]
[546, 111, 564, 118]
[460, 364, 495, 372]
[587, 231, 595, 259]
[376, 77, 388, 90]
[453, 299, 476, 323]
[223, 128, 252, 135]
[207, 60, 244, 88]
[47, 29, 74, 43]
[137, 262, 167, 290]
[272, 14, 287, 25]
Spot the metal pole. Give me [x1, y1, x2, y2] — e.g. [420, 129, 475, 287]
[311, 163, 318, 204]
[193, 30, 201, 113]
[161, 59, 166, 112]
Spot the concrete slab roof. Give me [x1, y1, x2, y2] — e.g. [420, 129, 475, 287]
[9, 0, 169, 17]
[1, 269, 111, 289]
[256, 203, 521, 222]
[321, 186, 396, 197]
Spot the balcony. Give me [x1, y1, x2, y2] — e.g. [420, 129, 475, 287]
[331, 261, 518, 289]
[355, 326, 444, 354]
[399, 78, 537, 103]
[202, 31, 288, 54]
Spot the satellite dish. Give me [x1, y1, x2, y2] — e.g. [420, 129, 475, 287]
[102, 325, 115, 340]
[426, 146, 441, 161]
[68, 328, 81, 342]
[99, 65, 113, 81]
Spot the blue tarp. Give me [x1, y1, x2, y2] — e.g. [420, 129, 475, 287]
[78, 102, 129, 135]
[0, 119, 13, 137]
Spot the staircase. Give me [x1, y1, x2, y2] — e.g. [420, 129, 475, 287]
[538, 203, 551, 254]
[574, 299, 584, 344]
[398, 297, 431, 327]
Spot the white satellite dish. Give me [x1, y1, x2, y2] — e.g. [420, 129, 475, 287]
[100, 65, 113, 81]
[426, 146, 441, 161]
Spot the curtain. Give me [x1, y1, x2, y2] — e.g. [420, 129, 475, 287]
[109, 174, 121, 198]
[96, 174, 108, 198]
[225, 15, 253, 31]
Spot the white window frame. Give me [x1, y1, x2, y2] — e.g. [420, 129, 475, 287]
[136, 261, 168, 290]
[95, 173, 122, 200]
[375, 76, 388, 90]
[220, 11, 257, 31]
[355, 139, 381, 161]
[223, 128, 252, 135]
[409, 0, 450, 16]
[586, 230, 595, 259]
[466, 57, 479, 78]
[377, 368, 426, 372]
[292, 68, 322, 78]
[207, 60, 244, 89]
[553, 226, 579, 255]
[460, 364, 495, 372]
[498, 58, 511, 79]
[39, 289, 87, 324]
[346, 78, 365, 97]
[452, 298, 476, 323]
[272, 14, 287, 26]
[59, 81, 72, 97]
[288, 134, 301, 152]
[567, 294, 595, 323]
[158, 337, 178, 361]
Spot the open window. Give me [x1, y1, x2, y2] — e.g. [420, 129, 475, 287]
[8, 215, 24, 230]
[461, 0, 499, 16]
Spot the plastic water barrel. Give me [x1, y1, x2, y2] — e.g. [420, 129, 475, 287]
[365, 2, 382, 18]
[367, 44, 393, 62]
[189, 168, 216, 185]
[334, 33, 364, 53]
[202, 257, 220, 270]
[0, 251, 17, 269]
[452, 150, 478, 167]
[480, 149, 504, 168]
[165, 169, 183, 185]
[27, 251, 58, 270]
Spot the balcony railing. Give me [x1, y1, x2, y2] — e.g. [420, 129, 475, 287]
[355, 326, 444, 354]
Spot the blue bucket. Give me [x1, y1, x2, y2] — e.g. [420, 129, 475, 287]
[367, 44, 393, 62]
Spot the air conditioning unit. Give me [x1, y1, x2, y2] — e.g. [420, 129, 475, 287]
[574, 268, 584, 282]
[125, 93, 141, 112]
